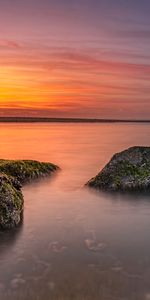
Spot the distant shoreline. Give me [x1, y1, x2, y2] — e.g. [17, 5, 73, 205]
[0, 117, 150, 123]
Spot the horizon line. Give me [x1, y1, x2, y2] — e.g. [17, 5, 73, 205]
[0, 117, 150, 123]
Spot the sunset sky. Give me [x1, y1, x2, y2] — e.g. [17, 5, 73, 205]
[0, 0, 150, 119]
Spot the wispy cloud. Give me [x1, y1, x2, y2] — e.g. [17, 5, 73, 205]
[0, 0, 150, 118]
[0, 39, 21, 49]
[115, 29, 150, 40]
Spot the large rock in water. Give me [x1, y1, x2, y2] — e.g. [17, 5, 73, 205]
[0, 160, 59, 229]
[86, 146, 150, 192]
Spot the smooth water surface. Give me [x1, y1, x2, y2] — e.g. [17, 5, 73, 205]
[0, 123, 150, 300]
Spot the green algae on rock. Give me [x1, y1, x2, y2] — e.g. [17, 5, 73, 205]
[86, 146, 150, 192]
[0, 173, 23, 229]
[0, 159, 59, 184]
[0, 159, 59, 229]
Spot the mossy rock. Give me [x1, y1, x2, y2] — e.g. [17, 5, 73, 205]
[86, 146, 150, 192]
[0, 159, 59, 184]
[0, 159, 59, 229]
[0, 173, 23, 229]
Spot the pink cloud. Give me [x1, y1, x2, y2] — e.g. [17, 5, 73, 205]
[0, 39, 21, 49]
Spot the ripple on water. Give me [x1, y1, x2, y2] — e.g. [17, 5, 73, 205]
[10, 274, 26, 289]
[85, 230, 107, 252]
[48, 241, 67, 253]
[0, 282, 5, 293]
[47, 281, 56, 291]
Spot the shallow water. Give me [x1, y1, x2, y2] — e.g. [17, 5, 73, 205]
[0, 123, 150, 299]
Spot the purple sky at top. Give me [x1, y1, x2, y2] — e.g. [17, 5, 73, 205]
[0, 0, 150, 119]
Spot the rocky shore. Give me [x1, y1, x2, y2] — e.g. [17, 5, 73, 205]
[0, 160, 59, 229]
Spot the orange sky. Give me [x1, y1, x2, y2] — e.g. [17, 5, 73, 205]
[0, 0, 150, 119]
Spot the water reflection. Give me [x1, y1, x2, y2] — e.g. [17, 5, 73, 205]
[87, 186, 150, 205]
[0, 222, 23, 256]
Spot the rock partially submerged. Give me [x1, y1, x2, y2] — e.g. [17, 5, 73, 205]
[86, 146, 150, 192]
[0, 159, 59, 229]
[0, 174, 23, 229]
[0, 159, 59, 184]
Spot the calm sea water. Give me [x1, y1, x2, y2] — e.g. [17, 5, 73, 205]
[0, 123, 150, 300]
